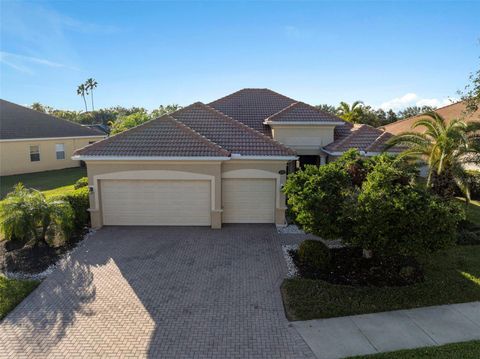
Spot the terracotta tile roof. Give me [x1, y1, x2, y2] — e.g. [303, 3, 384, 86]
[208, 88, 297, 135]
[74, 115, 230, 157]
[266, 102, 344, 123]
[0, 99, 104, 139]
[382, 101, 480, 135]
[324, 124, 402, 154]
[171, 102, 296, 156]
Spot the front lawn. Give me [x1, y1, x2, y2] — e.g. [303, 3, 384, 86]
[0, 167, 86, 199]
[348, 340, 480, 359]
[456, 198, 480, 226]
[282, 245, 480, 320]
[0, 275, 39, 319]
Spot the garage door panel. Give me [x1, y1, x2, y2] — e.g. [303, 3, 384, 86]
[101, 180, 211, 226]
[222, 179, 275, 223]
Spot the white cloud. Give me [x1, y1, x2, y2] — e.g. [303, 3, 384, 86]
[0, 51, 78, 74]
[380, 93, 455, 111]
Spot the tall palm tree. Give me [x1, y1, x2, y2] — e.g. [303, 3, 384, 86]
[386, 112, 480, 201]
[77, 84, 88, 112]
[337, 101, 364, 123]
[85, 78, 98, 111]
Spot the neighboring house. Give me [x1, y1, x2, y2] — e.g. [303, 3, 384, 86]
[0, 99, 106, 176]
[73, 88, 401, 229]
[383, 101, 480, 171]
[83, 124, 110, 135]
[382, 101, 480, 135]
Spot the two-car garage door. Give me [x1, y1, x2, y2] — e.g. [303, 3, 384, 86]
[101, 180, 211, 226]
[100, 178, 276, 226]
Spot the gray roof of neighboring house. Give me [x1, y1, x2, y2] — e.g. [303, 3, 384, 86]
[266, 102, 344, 123]
[324, 124, 403, 154]
[0, 99, 105, 140]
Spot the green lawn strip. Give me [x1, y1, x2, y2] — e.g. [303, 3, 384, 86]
[347, 340, 480, 359]
[456, 198, 480, 226]
[0, 167, 86, 199]
[0, 275, 39, 320]
[282, 245, 480, 320]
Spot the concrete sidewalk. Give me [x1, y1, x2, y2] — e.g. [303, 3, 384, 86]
[292, 301, 480, 359]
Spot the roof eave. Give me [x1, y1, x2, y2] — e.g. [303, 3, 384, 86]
[264, 120, 344, 126]
[71, 155, 231, 161]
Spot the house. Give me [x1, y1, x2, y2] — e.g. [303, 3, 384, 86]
[73, 89, 401, 229]
[382, 100, 480, 171]
[382, 100, 480, 135]
[0, 99, 106, 176]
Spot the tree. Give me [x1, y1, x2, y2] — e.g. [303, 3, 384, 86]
[0, 184, 74, 246]
[109, 111, 150, 135]
[352, 160, 463, 257]
[77, 84, 88, 112]
[315, 104, 337, 116]
[31, 102, 47, 113]
[337, 101, 364, 123]
[397, 106, 437, 120]
[459, 63, 480, 113]
[386, 112, 480, 201]
[85, 78, 98, 111]
[150, 104, 182, 118]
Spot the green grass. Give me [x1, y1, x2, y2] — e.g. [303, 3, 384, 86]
[0, 167, 86, 199]
[456, 198, 480, 226]
[0, 275, 39, 319]
[348, 340, 480, 358]
[282, 245, 480, 320]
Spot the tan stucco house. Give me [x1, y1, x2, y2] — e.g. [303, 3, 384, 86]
[0, 99, 106, 176]
[74, 89, 400, 229]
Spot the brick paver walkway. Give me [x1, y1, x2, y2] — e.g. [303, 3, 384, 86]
[0, 225, 314, 359]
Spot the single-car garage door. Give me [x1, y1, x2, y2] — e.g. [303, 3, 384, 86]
[222, 178, 275, 223]
[101, 179, 211, 226]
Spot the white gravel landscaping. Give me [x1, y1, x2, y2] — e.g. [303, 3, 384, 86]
[282, 244, 299, 278]
[277, 224, 305, 234]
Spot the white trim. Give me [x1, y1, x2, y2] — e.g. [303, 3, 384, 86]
[264, 121, 344, 126]
[91, 170, 217, 213]
[322, 149, 398, 157]
[73, 155, 231, 161]
[0, 135, 105, 143]
[229, 154, 297, 160]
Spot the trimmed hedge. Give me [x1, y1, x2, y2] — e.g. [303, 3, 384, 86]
[57, 186, 90, 231]
[74, 177, 89, 190]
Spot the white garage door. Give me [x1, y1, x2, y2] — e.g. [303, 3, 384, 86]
[101, 180, 211, 226]
[222, 178, 275, 223]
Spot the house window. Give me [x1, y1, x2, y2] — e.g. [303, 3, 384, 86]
[56, 144, 65, 160]
[30, 145, 40, 162]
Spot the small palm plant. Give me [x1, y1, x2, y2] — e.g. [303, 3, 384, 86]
[386, 112, 480, 202]
[0, 184, 74, 246]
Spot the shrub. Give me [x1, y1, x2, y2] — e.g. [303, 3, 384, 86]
[283, 164, 352, 239]
[59, 187, 90, 231]
[298, 240, 331, 273]
[74, 177, 89, 189]
[351, 161, 465, 257]
[0, 184, 74, 246]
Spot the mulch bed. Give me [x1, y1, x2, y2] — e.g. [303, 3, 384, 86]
[290, 247, 424, 287]
[0, 231, 87, 274]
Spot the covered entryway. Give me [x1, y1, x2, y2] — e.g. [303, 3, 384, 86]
[100, 179, 211, 226]
[222, 178, 276, 223]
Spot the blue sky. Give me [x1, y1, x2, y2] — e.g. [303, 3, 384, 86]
[1, 1, 479, 111]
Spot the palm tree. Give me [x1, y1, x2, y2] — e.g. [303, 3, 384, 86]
[337, 101, 364, 123]
[0, 184, 74, 246]
[85, 78, 98, 111]
[386, 112, 480, 202]
[77, 84, 88, 112]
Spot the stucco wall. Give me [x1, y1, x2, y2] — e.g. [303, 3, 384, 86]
[0, 136, 104, 176]
[270, 125, 335, 155]
[84, 159, 289, 229]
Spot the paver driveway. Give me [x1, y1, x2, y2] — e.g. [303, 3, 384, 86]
[0, 225, 314, 359]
